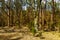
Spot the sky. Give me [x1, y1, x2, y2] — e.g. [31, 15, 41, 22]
[0, 0, 60, 10]
[4, 0, 60, 3]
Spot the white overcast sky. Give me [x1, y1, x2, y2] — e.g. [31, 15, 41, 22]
[4, 0, 60, 3]
[4, 0, 60, 10]
[42, 0, 60, 3]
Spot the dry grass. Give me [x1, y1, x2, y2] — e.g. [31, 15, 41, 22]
[0, 26, 60, 40]
[0, 32, 60, 40]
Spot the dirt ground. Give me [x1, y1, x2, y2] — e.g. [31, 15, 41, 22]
[0, 32, 60, 40]
[0, 27, 60, 40]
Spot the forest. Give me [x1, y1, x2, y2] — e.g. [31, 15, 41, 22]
[0, 0, 60, 40]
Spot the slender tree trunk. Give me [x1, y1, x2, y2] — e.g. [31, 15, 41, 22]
[38, 0, 42, 30]
[16, 0, 21, 28]
[50, 0, 55, 31]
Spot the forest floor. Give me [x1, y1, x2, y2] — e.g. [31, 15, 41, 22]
[0, 26, 60, 40]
